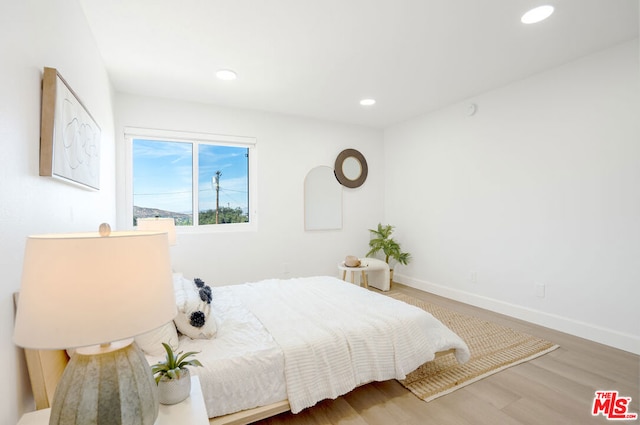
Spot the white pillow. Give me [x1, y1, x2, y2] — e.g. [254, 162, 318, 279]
[173, 276, 217, 339]
[134, 322, 179, 356]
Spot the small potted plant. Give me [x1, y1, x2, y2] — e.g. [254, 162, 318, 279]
[151, 342, 203, 405]
[366, 223, 412, 283]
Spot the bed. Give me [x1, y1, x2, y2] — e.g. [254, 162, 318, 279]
[18, 275, 470, 424]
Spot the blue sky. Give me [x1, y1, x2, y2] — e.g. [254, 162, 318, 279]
[133, 139, 248, 214]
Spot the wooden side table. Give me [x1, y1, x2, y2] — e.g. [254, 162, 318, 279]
[17, 376, 209, 425]
[338, 262, 368, 288]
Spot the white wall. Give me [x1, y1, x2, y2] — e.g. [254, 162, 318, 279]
[115, 94, 385, 285]
[0, 0, 116, 422]
[384, 40, 640, 354]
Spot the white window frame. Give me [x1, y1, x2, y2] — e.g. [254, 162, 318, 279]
[124, 127, 257, 233]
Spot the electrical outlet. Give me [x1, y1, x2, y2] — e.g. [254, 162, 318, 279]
[535, 283, 546, 298]
[470, 271, 478, 283]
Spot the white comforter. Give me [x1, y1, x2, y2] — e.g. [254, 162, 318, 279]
[232, 276, 470, 413]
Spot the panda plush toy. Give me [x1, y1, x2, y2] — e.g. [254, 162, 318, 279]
[173, 276, 217, 339]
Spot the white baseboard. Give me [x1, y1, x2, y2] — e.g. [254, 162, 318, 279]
[395, 273, 640, 355]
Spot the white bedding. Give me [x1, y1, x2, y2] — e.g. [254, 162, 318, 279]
[231, 276, 470, 413]
[147, 276, 470, 418]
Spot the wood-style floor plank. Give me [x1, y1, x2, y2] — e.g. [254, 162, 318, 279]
[253, 283, 639, 425]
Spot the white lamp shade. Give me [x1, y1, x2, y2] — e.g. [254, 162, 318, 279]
[137, 217, 177, 245]
[14, 230, 177, 349]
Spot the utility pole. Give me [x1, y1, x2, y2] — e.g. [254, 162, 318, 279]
[214, 171, 222, 224]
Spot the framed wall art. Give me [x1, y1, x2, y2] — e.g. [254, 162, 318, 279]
[40, 67, 101, 190]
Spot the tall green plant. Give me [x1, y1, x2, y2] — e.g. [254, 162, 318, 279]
[366, 223, 411, 268]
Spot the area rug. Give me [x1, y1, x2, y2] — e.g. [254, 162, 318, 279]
[388, 292, 559, 402]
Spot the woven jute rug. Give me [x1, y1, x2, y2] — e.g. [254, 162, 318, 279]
[389, 292, 559, 402]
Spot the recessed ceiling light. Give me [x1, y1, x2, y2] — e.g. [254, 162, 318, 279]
[216, 69, 237, 81]
[359, 98, 376, 106]
[521, 5, 554, 24]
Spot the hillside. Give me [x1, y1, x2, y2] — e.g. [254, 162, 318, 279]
[133, 206, 191, 225]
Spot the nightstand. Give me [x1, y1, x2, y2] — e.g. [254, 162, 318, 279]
[17, 376, 208, 425]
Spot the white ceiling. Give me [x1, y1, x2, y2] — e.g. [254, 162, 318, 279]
[79, 0, 639, 129]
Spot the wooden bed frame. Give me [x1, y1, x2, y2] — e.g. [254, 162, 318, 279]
[15, 293, 454, 425]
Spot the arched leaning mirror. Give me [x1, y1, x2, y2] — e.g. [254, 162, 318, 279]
[304, 166, 342, 230]
[334, 149, 368, 188]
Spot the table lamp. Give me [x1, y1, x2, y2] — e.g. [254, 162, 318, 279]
[13, 224, 177, 425]
[136, 217, 176, 246]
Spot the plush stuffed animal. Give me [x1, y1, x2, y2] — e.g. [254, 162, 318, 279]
[173, 276, 217, 339]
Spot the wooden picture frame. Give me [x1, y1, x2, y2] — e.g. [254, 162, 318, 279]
[40, 67, 101, 190]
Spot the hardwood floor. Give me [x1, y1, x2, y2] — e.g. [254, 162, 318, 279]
[256, 283, 639, 425]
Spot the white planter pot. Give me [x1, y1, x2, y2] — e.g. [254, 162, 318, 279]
[157, 368, 191, 405]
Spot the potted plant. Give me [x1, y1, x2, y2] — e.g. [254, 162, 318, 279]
[366, 223, 411, 283]
[151, 342, 203, 405]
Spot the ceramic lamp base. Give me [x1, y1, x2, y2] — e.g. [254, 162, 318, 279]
[50, 341, 158, 425]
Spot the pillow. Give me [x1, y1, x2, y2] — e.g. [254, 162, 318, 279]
[173, 276, 217, 339]
[134, 322, 179, 356]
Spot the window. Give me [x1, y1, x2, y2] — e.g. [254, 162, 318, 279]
[125, 128, 256, 231]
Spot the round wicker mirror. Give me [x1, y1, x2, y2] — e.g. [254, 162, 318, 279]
[334, 149, 368, 188]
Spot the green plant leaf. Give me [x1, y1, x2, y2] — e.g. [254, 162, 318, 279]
[183, 359, 203, 368]
[167, 368, 178, 380]
[161, 342, 176, 368]
[176, 350, 201, 367]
